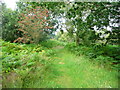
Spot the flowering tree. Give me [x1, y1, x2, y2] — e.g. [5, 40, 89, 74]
[14, 6, 53, 44]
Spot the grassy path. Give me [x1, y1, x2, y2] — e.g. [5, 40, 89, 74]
[30, 47, 118, 88]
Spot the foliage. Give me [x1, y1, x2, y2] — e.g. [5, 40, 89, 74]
[65, 43, 120, 70]
[2, 3, 19, 42]
[40, 39, 65, 48]
[56, 32, 75, 42]
[1, 38, 118, 88]
[64, 2, 119, 46]
[1, 1, 119, 88]
[14, 6, 53, 44]
[1, 39, 54, 88]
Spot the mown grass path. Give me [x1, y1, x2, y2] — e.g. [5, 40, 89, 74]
[31, 47, 118, 88]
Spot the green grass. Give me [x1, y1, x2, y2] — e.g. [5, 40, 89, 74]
[1, 39, 118, 88]
[40, 39, 66, 48]
[33, 48, 118, 88]
[65, 43, 120, 70]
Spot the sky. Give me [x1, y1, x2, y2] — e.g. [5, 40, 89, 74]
[3, 0, 19, 10]
[2, 0, 73, 10]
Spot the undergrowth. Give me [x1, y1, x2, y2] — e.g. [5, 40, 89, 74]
[1, 39, 119, 88]
[40, 39, 66, 48]
[1, 39, 57, 88]
[65, 43, 120, 70]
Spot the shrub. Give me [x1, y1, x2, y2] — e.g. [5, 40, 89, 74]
[40, 40, 65, 48]
[2, 4, 19, 42]
[65, 43, 119, 70]
[2, 40, 54, 88]
[14, 6, 53, 44]
[44, 49, 56, 56]
[95, 56, 113, 63]
[56, 32, 75, 42]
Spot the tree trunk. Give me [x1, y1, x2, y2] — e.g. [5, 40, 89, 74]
[76, 34, 80, 46]
[104, 39, 109, 46]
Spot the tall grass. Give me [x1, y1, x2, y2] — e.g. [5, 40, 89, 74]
[65, 43, 120, 70]
[30, 49, 118, 88]
[1, 39, 118, 88]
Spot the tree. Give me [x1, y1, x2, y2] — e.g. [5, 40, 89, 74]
[14, 6, 53, 44]
[64, 2, 119, 46]
[86, 2, 120, 45]
[2, 3, 19, 42]
[15, 1, 119, 45]
[16, 2, 65, 38]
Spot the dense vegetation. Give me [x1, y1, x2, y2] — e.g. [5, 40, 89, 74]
[1, 0, 119, 88]
[1, 39, 62, 88]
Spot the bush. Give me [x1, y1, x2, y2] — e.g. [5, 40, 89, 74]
[95, 55, 113, 63]
[40, 39, 65, 48]
[1, 39, 53, 88]
[65, 43, 119, 70]
[56, 32, 75, 42]
[2, 5, 19, 42]
[102, 45, 120, 60]
[14, 7, 53, 44]
[44, 49, 57, 57]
